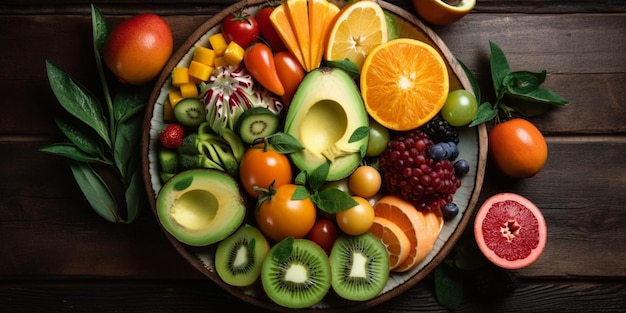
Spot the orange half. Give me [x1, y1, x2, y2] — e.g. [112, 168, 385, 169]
[369, 216, 412, 271]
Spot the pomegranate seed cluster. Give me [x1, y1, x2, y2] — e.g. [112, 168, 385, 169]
[378, 130, 461, 212]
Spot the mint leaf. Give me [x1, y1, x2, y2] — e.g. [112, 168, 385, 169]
[469, 102, 498, 127]
[314, 188, 358, 214]
[489, 41, 510, 99]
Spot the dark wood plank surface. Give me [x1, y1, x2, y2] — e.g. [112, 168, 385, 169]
[1, 0, 625, 311]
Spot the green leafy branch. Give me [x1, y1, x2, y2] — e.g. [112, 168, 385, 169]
[466, 41, 569, 126]
[40, 4, 149, 223]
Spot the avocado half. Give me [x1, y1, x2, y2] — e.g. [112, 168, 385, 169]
[156, 169, 246, 246]
[284, 67, 368, 181]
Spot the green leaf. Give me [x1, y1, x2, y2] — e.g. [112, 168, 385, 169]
[40, 143, 102, 163]
[307, 161, 330, 192]
[268, 132, 304, 154]
[174, 176, 193, 191]
[69, 161, 120, 222]
[434, 261, 464, 310]
[113, 85, 149, 123]
[469, 101, 498, 127]
[503, 70, 546, 95]
[291, 185, 311, 200]
[45, 60, 111, 148]
[124, 167, 143, 223]
[348, 126, 369, 143]
[457, 58, 481, 104]
[294, 171, 307, 185]
[91, 4, 108, 56]
[114, 114, 142, 180]
[314, 188, 358, 214]
[54, 118, 103, 157]
[506, 86, 569, 106]
[324, 58, 360, 79]
[273, 236, 294, 263]
[489, 41, 510, 98]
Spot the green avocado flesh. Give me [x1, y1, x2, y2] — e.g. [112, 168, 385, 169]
[284, 67, 368, 181]
[156, 169, 246, 246]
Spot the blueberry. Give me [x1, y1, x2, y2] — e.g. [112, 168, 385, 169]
[454, 159, 470, 177]
[442, 203, 460, 220]
[446, 142, 460, 160]
[428, 144, 447, 161]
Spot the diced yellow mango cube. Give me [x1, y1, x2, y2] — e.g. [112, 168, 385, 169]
[163, 99, 175, 122]
[188, 60, 214, 82]
[224, 41, 245, 67]
[193, 47, 216, 66]
[213, 56, 229, 68]
[171, 67, 190, 87]
[208, 33, 228, 56]
[179, 83, 199, 98]
[168, 90, 184, 108]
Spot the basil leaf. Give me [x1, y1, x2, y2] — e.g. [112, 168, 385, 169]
[348, 126, 369, 143]
[268, 132, 304, 154]
[469, 101, 498, 127]
[307, 161, 330, 191]
[40, 143, 101, 163]
[54, 118, 104, 157]
[489, 41, 510, 98]
[291, 185, 311, 200]
[314, 188, 358, 214]
[69, 161, 120, 222]
[113, 85, 149, 123]
[457, 58, 481, 104]
[506, 86, 569, 105]
[434, 261, 464, 310]
[503, 70, 546, 95]
[124, 167, 143, 223]
[114, 114, 142, 179]
[45, 60, 111, 148]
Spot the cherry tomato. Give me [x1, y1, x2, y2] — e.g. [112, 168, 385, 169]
[256, 184, 317, 242]
[256, 7, 287, 52]
[221, 10, 259, 49]
[336, 196, 375, 235]
[348, 165, 382, 198]
[239, 143, 292, 198]
[306, 219, 339, 254]
[274, 51, 305, 105]
[244, 43, 285, 96]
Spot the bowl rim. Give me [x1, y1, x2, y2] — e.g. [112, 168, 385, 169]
[141, 0, 487, 311]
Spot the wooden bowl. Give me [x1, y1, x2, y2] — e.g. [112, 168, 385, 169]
[141, 0, 487, 311]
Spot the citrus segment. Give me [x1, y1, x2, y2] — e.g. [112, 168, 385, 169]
[270, 4, 306, 69]
[373, 195, 430, 272]
[360, 38, 449, 131]
[325, 0, 388, 70]
[286, 0, 311, 70]
[368, 216, 412, 270]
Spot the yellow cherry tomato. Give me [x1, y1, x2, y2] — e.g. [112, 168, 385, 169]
[336, 196, 375, 235]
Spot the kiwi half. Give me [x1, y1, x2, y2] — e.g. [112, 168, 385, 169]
[215, 225, 270, 287]
[236, 107, 280, 144]
[261, 237, 331, 308]
[329, 233, 389, 301]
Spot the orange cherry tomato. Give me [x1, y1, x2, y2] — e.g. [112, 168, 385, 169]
[273, 51, 305, 105]
[256, 184, 317, 242]
[336, 196, 375, 235]
[244, 43, 285, 96]
[239, 143, 292, 198]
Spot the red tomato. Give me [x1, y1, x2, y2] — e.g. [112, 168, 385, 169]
[221, 11, 259, 49]
[256, 7, 287, 52]
[244, 43, 285, 96]
[274, 51, 305, 105]
[256, 184, 317, 242]
[239, 144, 292, 198]
[306, 219, 339, 254]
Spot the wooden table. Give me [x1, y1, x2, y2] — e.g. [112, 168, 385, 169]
[1, 0, 625, 311]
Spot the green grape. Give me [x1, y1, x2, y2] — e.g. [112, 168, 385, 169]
[366, 118, 390, 157]
[441, 89, 478, 127]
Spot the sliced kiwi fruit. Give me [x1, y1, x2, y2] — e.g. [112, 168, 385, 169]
[215, 225, 270, 287]
[173, 98, 206, 127]
[329, 233, 389, 301]
[236, 107, 280, 144]
[261, 237, 331, 308]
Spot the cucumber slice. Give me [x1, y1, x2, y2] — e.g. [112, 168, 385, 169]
[173, 98, 206, 127]
[236, 107, 280, 144]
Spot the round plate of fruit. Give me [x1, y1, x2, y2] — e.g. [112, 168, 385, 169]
[141, 0, 487, 311]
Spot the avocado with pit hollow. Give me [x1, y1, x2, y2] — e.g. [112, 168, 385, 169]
[156, 169, 246, 246]
[284, 67, 368, 181]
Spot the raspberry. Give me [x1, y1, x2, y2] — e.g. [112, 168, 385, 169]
[420, 114, 459, 144]
[378, 129, 461, 212]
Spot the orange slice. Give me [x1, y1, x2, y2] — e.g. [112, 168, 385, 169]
[270, 4, 305, 69]
[360, 38, 449, 131]
[373, 195, 429, 272]
[417, 208, 444, 257]
[286, 0, 311, 70]
[309, 0, 339, 71]
[325, 0, 388, 70]
[369, 216, 412, 271]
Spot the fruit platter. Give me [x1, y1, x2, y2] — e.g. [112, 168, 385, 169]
[141, 0, 487, 311]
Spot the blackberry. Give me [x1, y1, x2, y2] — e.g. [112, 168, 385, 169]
[420, 114, 459, 144]
[378, 130, 461, 212]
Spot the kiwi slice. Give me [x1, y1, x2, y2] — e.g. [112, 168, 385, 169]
[329, 233, 389, 301]
[236, 107, 280, 144]
[173, 98, 206, 127]
[261, 237, 331, 308]
[215, 225, 270, 287]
